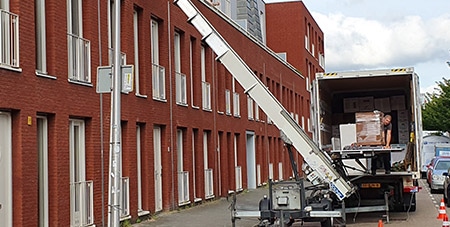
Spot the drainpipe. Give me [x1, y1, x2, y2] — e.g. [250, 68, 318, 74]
[97, 0, 105, 226]
[167, 0, 175, 211]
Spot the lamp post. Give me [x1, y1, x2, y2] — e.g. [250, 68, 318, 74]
[108, 0, 122, 226]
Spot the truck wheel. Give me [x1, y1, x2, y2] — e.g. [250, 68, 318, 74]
[320, 218, 332, 227]
[404, 193, 416, 212]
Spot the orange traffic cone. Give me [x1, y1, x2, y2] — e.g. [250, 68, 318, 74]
[377, 219, 384, 227]
[438, 198, 448, 220]
[443, 214, 450, 227]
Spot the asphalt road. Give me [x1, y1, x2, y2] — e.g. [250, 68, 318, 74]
[134, 179, 445, 227]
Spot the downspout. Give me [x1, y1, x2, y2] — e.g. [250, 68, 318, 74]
[264, 63, 269, 181]
[167, 0, 175, 210]
[212, 47, 220, 196]
[97, 0, 105, 226]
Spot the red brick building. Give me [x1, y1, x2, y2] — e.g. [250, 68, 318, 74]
[0, 0, 317, 226]
[266, 1, 325, 90]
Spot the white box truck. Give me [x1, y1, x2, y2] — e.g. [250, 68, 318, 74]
[311, 68, 423, 211]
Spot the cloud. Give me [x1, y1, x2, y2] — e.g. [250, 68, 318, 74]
[312, 12, 450, 72]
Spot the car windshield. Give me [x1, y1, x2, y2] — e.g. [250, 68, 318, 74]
[435, 160, 450, 170]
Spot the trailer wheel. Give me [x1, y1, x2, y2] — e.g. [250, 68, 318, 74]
[320, 218, 332, 227]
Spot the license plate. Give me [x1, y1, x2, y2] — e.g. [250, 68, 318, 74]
[361, 183, 381, 188]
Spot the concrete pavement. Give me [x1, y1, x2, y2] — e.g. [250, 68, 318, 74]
[134, 179, 446, 226]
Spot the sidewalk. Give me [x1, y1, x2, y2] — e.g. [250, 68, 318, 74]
[134, 180, 444, 227]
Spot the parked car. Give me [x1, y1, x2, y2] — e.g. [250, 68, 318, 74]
[427, 156, 450, 192]
[443, 168, 450, 206]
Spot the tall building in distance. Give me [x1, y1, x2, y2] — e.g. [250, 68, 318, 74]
[266, 1, 325, 82]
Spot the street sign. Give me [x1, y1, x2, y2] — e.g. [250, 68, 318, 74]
[96, 65, 134, 93]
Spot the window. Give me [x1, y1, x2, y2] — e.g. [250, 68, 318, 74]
[36, 0, 47, 74]
[201, 46, 211, 110]
[37, 116, 49, 227]
[67, 0, 91, 83]
[108, 0, 126, 66]
[190, 38, 199, 108]
[233, 92, 240, 117]
[175, 32, 187, 105]
[247, 95, 254, 120]
[151, 20, 165, 100]
[0, 1, 19, 69]
[133, 9, 145, 96]
[225, 89, 231, 115]
[69, 119, 94, 226]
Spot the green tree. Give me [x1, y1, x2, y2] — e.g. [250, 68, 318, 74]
[422, 78, 450, 131]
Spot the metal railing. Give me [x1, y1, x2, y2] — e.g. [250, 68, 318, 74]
[235, 166, 242, 191]
[67, 33, 91, 83]
[176, 72, 187, 105]
[0, 9, 19, 68]
[120, 177, 130, 218]
[70, 181, 94, 227]
[178, 171, 190, 204]
[202, 81, 211, 110]
[204, 168, 214, 199]
[152, 63, 166, 100]
[108, 48, 127, 65]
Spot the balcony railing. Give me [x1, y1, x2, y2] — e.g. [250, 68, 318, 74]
[120, 177, 130, 219]
[204, 168, 214, 199]
[178, 171, 190, 205]
[67, 33, 91, 83]
[235, 166, 242, 191]
[70, 181, 94, 227]
[0, 9, 19, 68]
[152, 63, 166, 100]
[202, 81, 211, 110]
[108, 48, 127, 65]
[176, 72, 187, 105]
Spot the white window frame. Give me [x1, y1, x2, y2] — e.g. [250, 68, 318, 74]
[247, 95, 254, 120]
[37, 116, 49, 227]
[225, 89, 231, 115]
[69, 119, 94, 226]
[175, 32, 187, 105]
[201, 46, 211, 110]
[133, 10, 145, 97]
[189, 39, 199, 109]
[36, 0, 47, 74]
[0, 1, 20, 70]
[151, 20, 166, 100]
[67, 0, 91, 83]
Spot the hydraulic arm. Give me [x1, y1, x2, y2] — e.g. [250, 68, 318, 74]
[174, 0, 355, 200]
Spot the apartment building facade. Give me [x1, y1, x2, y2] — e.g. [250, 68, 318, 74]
[0, 0, 315, 226]
[266, 1, 325, 91]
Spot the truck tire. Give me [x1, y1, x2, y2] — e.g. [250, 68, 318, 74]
[320, 218, 332, 227]
[404, 193, 416, 212]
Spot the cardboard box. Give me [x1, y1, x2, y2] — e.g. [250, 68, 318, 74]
[374, 97, 391, 112]
[343, 98, 359, 113]
[390, 95, 406, 110]
[356, 122, 384, 145]
[355, 112, 384, 146]
[358, 96, 374, 111]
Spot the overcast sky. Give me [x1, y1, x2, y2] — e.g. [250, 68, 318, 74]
[298, 0, 450, 94]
